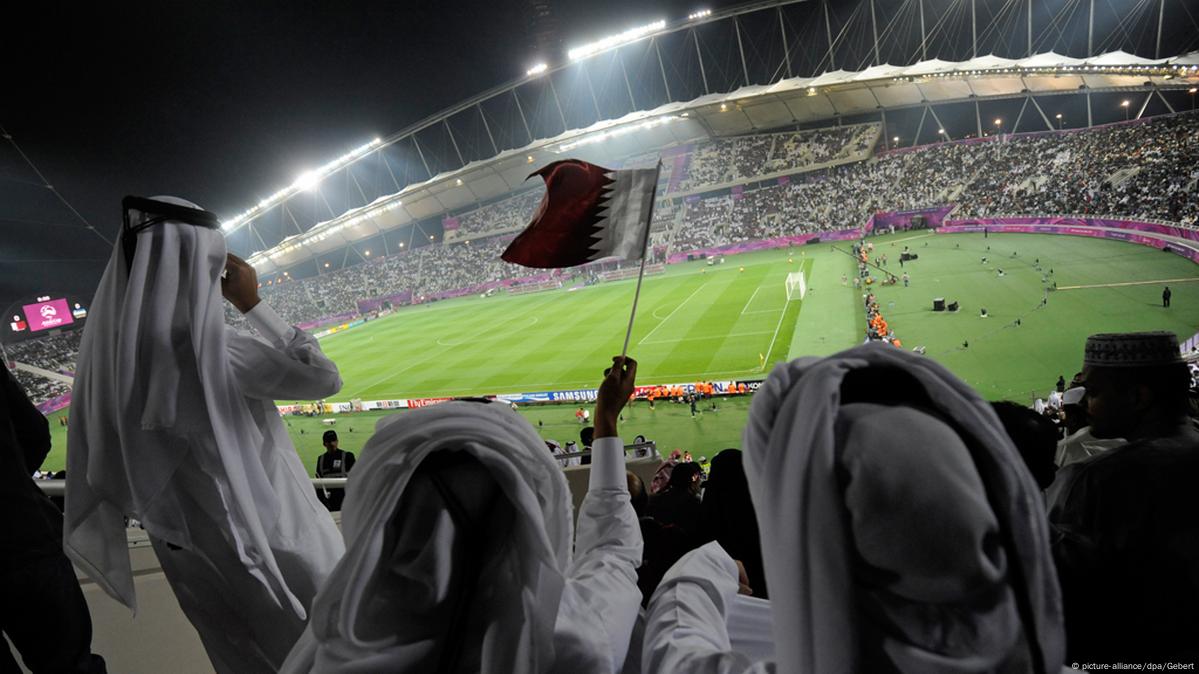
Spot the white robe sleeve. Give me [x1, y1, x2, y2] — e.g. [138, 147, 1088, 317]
[642, 541, 775, 674]
[554, 436, 644, 673]
[227, 302, 343, 401]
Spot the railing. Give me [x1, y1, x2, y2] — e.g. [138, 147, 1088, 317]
[552, 441, 659, 467]
[33, 443, 658, 496]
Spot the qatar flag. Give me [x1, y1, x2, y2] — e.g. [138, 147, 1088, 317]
[502, 159, 659, 269]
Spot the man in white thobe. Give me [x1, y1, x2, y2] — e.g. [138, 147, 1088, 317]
[64, 197, 345, 674]
[1055, 386, 1125, 467]
[642, 345, 1067, 674]
[282, 356, 643, 673]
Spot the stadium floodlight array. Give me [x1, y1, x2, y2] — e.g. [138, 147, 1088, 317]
[247, 194, 405, 269]
[567, 20, 665, 62]
[526, 63, 548, 77]
[557, 115, 678, 152]
[688, 9, 712, 20]
[221, 137, 383, 232]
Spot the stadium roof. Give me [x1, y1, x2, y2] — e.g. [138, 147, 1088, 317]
[246, 49, 1199, 273]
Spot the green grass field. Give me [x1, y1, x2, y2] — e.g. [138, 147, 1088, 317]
[41, 231, 1199, 473]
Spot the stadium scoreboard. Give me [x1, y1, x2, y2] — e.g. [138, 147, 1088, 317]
[9, 296, 87, 334]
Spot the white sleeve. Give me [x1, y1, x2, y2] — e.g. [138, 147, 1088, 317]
[554, 436, 644, 673]
[642, 542, 773, 674]
[227, 302, 342, 401]
[244, 301, 295, 347]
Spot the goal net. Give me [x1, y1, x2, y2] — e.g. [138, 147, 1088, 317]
[785, 271, 807, 301]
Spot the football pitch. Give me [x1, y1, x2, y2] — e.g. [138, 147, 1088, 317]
[317, 231, 1199, 402]
[41, 231, 1199, 472]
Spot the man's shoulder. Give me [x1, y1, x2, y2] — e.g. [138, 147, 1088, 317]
[1072, 430, 1199, 481]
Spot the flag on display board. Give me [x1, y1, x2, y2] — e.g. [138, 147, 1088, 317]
[501, 159, 660, 269]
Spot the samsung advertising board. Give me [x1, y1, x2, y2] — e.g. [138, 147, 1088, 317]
[22, 298, 74, 332]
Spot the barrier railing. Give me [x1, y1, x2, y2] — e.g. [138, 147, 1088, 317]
[33, 444, 658, 496]
[552, 440, 659, 467]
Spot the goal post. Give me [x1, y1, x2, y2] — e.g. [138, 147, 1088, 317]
[785, 270, 807, 301]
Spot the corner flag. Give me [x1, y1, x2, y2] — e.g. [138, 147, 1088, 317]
[502, 159, 660, 269]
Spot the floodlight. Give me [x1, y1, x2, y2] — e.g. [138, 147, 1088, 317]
[556, 115, 677, 152]
[294, 170, 321, 192]
[938, 128, 945, 134]
[720, 103, 728, 111]
[400, 242, 405, 248]
[1190, 87, 1198, 94]
[688, 9, 712, 20]
[364, 250, 370, 256]
[1055, 113, 1062, 118]
[526, 63, 548, 77]
[567, 20, 665, 61]
[324, 262, 330, 268]
[1121, 100, 1130, 107]
[456, 178, 463, 186]
[221, 137, 382, 232]
[994, 118, 1002, 126]
[429, 235, 435, 240]
[892, 136, 899, 142]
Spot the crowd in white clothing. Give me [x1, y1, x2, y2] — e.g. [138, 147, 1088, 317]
[674, 123, 878, 192]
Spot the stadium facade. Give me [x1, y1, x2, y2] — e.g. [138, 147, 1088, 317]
[218, 0, 1199, 279]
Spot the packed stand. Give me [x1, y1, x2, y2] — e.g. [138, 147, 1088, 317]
[953, 113, 1199, 225]
[673, 123, 878, 193]
[450, 188, 545, 240]
[3, 330, 83, 374]
[9, 368, 71, 405]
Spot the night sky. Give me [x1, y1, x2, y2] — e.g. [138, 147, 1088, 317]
[1, 0, 736, 304]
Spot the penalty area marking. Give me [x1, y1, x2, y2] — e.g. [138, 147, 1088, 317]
[739, 286, 763, 315]
[1055, 276, 1199, 291]
[640, 329, 774, 346]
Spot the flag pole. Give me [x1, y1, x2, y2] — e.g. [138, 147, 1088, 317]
[620, 161, 662, 359]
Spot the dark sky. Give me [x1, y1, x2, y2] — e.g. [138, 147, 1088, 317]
[1, 0, 731, 305]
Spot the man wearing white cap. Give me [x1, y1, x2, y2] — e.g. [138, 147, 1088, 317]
[1054, 385, 1124, 467]
[1048, 331, 1199, 663]
[642, 344, 1065, 673]
[65, 197, 345, 673]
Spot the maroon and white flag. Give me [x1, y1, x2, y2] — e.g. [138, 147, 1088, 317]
[501, 159, 659, 269]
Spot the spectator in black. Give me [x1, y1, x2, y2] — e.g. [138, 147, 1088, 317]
[1, 366, 106, 672]
[699, 449, 767, 599]
[627, 471, 648, 517]
[1055, 375, 1066, 393]
[991, 401, 1059, 490]
[646, 461, 703, 539]
[315, 430, 355, 512]
[580, 425, 594, 466]
[1048, 332, 1199, 662]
